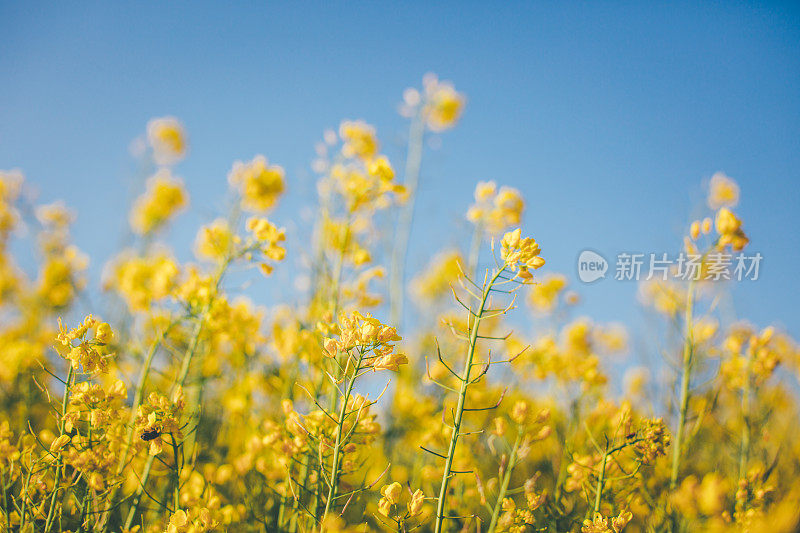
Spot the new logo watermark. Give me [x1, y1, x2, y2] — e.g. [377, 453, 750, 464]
[577, 250, 608, 283]
[576, 250, 762, 283]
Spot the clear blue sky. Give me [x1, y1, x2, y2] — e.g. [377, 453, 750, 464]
[2, 2, 799, 345]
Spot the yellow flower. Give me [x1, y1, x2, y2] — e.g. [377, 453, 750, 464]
[422, 74, 465, 131]
[166, 509, 188, 533]
[467, 181, 524, 234]
[382, 481, 402, 504]
[715, 207, 748, 251]
[339, 120, 379, 161]
[49, 434, 71, 454]
[411, 250, 464, 303]
[510, 401, 530, 425]
[147, 116, 187, 165]
[195, 218, 235, 261]
[527, 273, 567, 312]
[707, 171, 739, 209]
[36, 201, 74, 229]
[54, 315, 113, 374]
[130, 169, 188, 234]
[106, 250, 179, 311]
[500, 228, 545, 278]
[228, 155, 286, 212]
[408, 489, 425, 517]
[0, 169, 23, 240]
[246, 217, 287, 275]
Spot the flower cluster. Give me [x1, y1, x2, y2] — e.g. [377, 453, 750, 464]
[715, 207, 749, 251]
[228, 155, 286, 213]
[630, 417, 671, 464]
[2, 83, 800, 533]
[400, 73, 466, 131]
[467, 181, 525, 234]
[377, 481, 425, 522]
[54, 315, 114, 374]
[322, 311, 407, 371]
[500, 228, 545, 278]
[581, 511, 633, 533]
[527, 272, 569, 313]
[245, 216, 287, 275]
[130, 169, 189, 234]
[147, 116, 188, 165]
[107, 250, 180, 311]
[135, 388, 186, 455]
[323, 121, 405, 213]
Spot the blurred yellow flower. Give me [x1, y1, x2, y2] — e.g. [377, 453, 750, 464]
[147, 116, 187, 165]
[467, 181, 524, 234]
[228, 155, 286, 213]
[422, 74, 465, 131]
[707, 171, 739, 209]
[130, 169, 188, 235]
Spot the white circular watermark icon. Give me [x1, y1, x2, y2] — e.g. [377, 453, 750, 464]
[577, 250, 608, 283]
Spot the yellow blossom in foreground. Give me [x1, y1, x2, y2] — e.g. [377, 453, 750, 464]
[500, 228, 545, 278]
[136, 388, 185, 456]
[228, 155, 285, 212]
[130, 169, 188, 234]
[147, 116, 188, 165]
[581, 510, 633, 533]
[0, 169, 23, 203]
[54, 315, 113, 374]
[378, 482, 425, 522]
[322, 311, 407, 371]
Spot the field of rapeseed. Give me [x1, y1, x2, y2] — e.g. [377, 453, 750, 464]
[0, 75, 799, 533]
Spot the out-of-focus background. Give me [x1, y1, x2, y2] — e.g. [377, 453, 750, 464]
[2, 1, 799, 340]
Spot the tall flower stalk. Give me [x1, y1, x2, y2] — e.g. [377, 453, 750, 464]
[429, 229, 544, 533]
[390, 75, 465, 328]
[389, 109, 424, 328]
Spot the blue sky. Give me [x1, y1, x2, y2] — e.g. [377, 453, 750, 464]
[2, 1, 799, 349]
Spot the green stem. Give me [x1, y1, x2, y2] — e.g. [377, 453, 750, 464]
[487, 428, 523, 533]
[44, 365, 75, 533]
[669, 280, 695, 532]
[123, 315, 205, 530]
[330, 217, 351, 320]
[554, 399, 580, 505]
[18, 452, 34, 529]
[99, 325, 176, 533]
[321, 351, 365, 528]
[738, 358, 753, 481]
[467, 224, 483, 279]
[434, 268, 503, 533]
[593, 447, 609, 515]
[389, 110, 425, 328]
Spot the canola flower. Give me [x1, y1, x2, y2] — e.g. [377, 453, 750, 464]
[130, 169, 189, 235]
[147, 116, 188, 166]
[0, 81, 799, 533]
[467, 180, 525, 236]
[228, 155, 286, 213]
